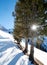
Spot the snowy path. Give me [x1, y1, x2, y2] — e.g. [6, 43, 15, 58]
[0, 41, 33, 65]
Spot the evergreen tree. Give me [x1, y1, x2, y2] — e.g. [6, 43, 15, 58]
[40, 1, 47, 35]
[13, 0, 32, 54]
[13, 0, 46, 63]
[29, 0, 47, 63]
[28, 0, 44, 63]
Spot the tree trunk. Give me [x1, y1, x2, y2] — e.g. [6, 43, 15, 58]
[17, 40, 20, 44]
[29, 42, 34, 64]
[14, 37, 20, 45]
[17, 38, 21, 44]
[23, 38, 28, 54]
[16, 39, 23, 50]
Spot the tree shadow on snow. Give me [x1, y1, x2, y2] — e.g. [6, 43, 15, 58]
[0, 41, 19, 52]
[8, 52, 24, 65]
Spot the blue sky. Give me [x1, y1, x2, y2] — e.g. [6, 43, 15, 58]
[0, 0, 17, 29]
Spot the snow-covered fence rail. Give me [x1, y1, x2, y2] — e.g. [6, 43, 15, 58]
[34, 47, 47, 65]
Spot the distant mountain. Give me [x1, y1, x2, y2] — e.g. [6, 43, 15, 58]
[0, 24, 8, 32]
[0, 24, 13, 34]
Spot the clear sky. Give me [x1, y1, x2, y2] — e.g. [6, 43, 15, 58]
[0, 0, 17, 29]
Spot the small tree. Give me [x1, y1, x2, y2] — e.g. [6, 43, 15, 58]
[13, 0, 32, 54]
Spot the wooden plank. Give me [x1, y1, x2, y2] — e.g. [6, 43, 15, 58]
[34, 58, 44, 65]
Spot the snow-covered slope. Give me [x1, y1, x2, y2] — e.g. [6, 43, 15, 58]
[0, 25, 8, 32]
[0, 41, 33, 65]
[0, 30, 33, 65]
[0, 42, 33, 65]
[0, 25, 14, 41]
[0, 30, 14, 41]
[0, 29, 47, 65]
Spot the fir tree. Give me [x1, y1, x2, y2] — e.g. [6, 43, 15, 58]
[29, 0, 47, 63]
[13, 0, 47, 63]
[13, 0, 32, 54]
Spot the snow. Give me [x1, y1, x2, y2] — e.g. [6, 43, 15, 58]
[0, 39, 12, 42]
[20, 38, 47, 65]
[0, 41, 33, 65]
[20, 39, 31, 54]
[0, 30, 14, 41]
[0, 29, 47, 65]
[34, 47, 47, 65]
[0, 30, 33, 65]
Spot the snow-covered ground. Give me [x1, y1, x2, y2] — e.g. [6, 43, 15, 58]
[0, 30, 33, 65]
[0, 41, 32, 65]
[0, 29, 47, 65]
[20, 39, 47, 65]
